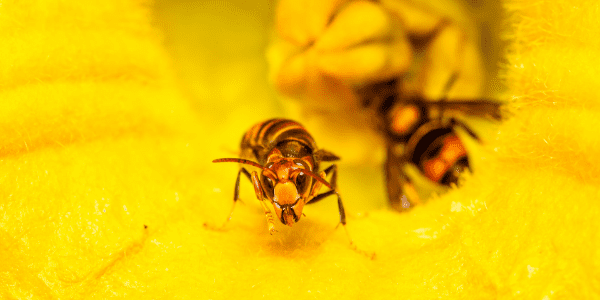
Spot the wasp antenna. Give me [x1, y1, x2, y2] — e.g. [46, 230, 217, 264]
[212, 158, 267, 170]
[300, 168, 335, 191]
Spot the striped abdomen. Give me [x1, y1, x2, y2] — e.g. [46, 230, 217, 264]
[240, 119, 318, 165]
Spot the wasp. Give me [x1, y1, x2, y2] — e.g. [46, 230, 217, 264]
[358, 78, 501, 211]
[210, 119, 372, 255]
[269, 0, 502, 210]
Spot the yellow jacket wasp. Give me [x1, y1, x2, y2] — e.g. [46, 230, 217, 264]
[210, 119, 372, 257]
[358, 78, 501, 210]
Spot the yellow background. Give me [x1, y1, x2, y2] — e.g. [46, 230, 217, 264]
[1, 0, 599, 299]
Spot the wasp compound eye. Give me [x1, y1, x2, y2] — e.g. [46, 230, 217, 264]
[294, 172, 310, 195]
[261, 175, 275, 199]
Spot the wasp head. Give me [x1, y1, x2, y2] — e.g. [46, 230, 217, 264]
[212, 153, 334, 227]
[261, 156, 314, 226]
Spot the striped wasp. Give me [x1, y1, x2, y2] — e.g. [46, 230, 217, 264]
[358, 78, 501, 210]
[209, 119, 372, 257]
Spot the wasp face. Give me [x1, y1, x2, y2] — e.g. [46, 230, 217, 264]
[261, 158, 313, 226]
[271, 181, 305, 226]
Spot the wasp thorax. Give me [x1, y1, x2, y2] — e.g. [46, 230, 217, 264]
[272, 181, 305, 226]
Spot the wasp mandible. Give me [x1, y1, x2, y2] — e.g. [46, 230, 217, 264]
[210, 119, 370, 254]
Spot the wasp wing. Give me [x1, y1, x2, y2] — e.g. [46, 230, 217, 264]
[314, 149, 341, 162]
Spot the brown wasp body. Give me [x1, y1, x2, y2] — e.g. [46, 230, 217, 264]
[359, 79, 501, 211]
[212, 119, 346, 234]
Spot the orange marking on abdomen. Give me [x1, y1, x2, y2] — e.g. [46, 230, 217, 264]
[390, 105, 419, 135]
[422, 135, 467, 182]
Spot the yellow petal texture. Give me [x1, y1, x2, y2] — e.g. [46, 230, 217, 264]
[417, 23, 484, 99]
[379, 0, 442, 35]
[313, 0, 392, 51]
[316, 41, 412, 84]
[272, 0, 413, 102]
[2, 1, 600, 300]
[276, 0, 350, 46]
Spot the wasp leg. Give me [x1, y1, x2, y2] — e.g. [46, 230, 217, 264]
[204, 168, 252, 231]
[305, 165, 335, 201]
[307, 166, 375, 259]
[306, 165, 337, 202]
[307, 189, 337, 205]
[310, 189, 376, 259]
[385, 144, 422, 211]
[234, 168, 252, 202]
[322, 164, 338, 188]
[307, 165, 343, 223]
[250, 171, 277, 235]
[447, 118, 482, 141]
[223, 168, 252, 224]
